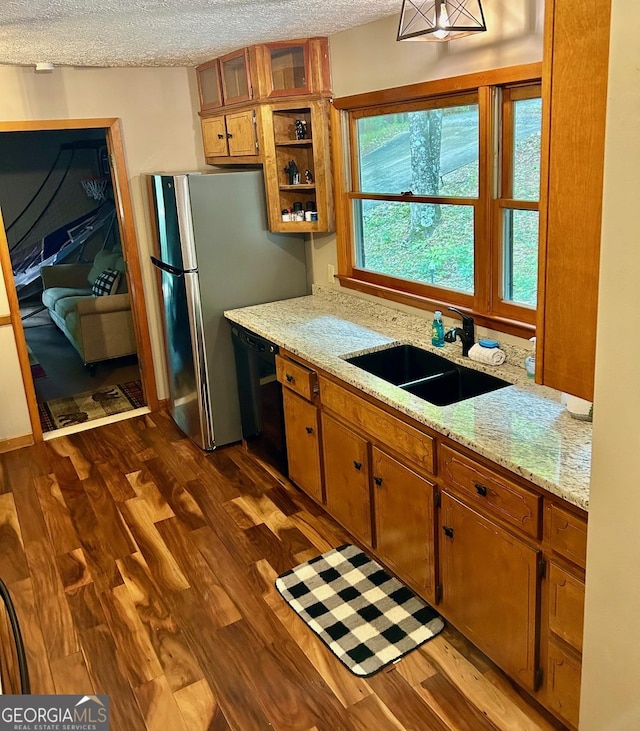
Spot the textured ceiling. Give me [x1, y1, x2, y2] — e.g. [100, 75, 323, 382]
[0, 0, 400, 68]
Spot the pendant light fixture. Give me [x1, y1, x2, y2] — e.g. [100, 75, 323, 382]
[397, 0, 487, 42]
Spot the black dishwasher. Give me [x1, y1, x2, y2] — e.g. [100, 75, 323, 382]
[231, 324, 288, 474]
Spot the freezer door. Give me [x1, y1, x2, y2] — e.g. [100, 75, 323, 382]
[159, 268, 214, 450]
[150, 175, 190, 272]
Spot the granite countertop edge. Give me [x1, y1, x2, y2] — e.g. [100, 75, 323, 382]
[225, 287, 591, 512]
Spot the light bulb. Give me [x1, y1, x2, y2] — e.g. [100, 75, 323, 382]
[433, 1, 450, 39]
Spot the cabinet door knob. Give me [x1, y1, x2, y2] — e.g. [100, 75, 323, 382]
[474, 482, 488, 497]
[353, 461, 362, 471]
[443, 525, 454, 539]
[226, 133, 233, 139]
[373, 476, 383, 486]
[286, 374, 294, 383]
[217, 134, 224, 139]
[305, 426, 313, 434]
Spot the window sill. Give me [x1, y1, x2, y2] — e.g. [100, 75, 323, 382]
[336, 275, 536, 341]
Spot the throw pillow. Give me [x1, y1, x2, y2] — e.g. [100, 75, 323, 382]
[91, 268, 121, 297]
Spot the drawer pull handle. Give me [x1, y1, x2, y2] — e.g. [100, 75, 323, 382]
[475, 482, 488, 497]
[373, 476, 383, 486]
[443, 526, 454, 539]
[286, 374, 295, 383]
[353, 461, 362, 471]
[305, 426, 313, 434]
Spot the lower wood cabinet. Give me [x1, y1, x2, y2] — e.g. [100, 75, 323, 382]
[277, 362, 586, 727]
[439, 490, 541, 690]
[546, 639, 582, 728]
[281, 388, 322, 503]
[321, 412, 372, 546]
[372, 447, 436, 603]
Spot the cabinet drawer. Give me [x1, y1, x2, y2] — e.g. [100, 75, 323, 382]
[547, 503, 587, 568]
[319, 376, 435, 476]
[546, 640, 581, 729]
[548, 562, 585, 653]
[439, 444, 541, 539]
[276, 355, 317, 401]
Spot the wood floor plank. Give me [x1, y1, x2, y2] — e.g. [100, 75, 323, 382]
[155, 518, 243, 631]
[34, 474, 82, 555]
[119, 498, 190, 595]
[24, 538, 79, 661]
[65, 583, 108, 631]
[126, 469, 175, 522]
[347, 694, 407, 731]
[48, 436, 94, 480]
[9, 577, 56, 694]
[366, 668, 450, 731]
[98, 583, 164, 688]
[174, 678, 219, 731]
[11, 478, 49, 545]
[0, 492, 30, 584]
[56, 547, 93, 592]
[57, 479, 123, 592]
[50, 651, 95, 695]
[79, 623, 147, 731]
[420, 639, 558, 731]
[82, 473, 137, 559]
[417, 671, 501, 731]
[134, 675, 190, 731]
[141, 459, 207, 530]
[117, 551, 205, 693]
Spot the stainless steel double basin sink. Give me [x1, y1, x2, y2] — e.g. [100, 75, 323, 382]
[345, 344, 510, 407]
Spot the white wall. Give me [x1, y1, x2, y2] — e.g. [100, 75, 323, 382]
[579, 1, 640, 727]
[312, 1, 544, 335]
[0, 65, 205, 432]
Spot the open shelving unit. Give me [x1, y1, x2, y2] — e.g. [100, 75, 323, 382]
[262, 100, 334, 233]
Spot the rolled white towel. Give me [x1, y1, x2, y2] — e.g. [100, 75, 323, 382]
[468, 343, 506, 366]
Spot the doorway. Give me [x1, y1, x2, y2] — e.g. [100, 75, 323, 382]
[0, 118, 157, 441]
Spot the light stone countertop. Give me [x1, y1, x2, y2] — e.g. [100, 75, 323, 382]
[225, 286, 592, 511]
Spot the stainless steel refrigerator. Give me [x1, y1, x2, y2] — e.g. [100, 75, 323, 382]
[149, 170, 308, 450]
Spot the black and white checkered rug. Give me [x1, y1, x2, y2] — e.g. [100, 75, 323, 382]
[275, 543, 445, 677]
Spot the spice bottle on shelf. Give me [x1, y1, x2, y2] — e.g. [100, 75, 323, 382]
[304, 201, 317, 222]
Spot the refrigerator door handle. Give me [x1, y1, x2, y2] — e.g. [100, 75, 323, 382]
[150, 256, 195, 277]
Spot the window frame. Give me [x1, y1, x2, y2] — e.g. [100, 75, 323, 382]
[333, 64, 542, 339]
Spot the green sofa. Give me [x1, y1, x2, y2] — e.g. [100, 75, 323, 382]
[40, 250, 137, 367]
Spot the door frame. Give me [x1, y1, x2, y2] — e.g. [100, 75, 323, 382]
[0, 117, 158, 442]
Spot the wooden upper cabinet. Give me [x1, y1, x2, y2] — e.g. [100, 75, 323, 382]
[537, 0, 612, 400]
[255, 38, 331, 99]
[201, 110, 258, 159]
[219, 48, 253, 105]
[196, 58, 223, 111]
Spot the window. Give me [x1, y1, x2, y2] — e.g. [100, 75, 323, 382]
[335, 67, 542, 335]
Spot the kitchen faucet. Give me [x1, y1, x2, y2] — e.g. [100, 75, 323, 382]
[444, 307, 475, 356]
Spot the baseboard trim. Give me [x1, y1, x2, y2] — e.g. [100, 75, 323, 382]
[0, 433, 35, 453]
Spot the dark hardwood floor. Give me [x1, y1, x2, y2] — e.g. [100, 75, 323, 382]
[0, 412, 564, 731]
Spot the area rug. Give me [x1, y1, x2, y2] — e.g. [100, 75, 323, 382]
[275, 543, 445, 677]
[39, 380, 145, 432]
[27, 344, 46, 379]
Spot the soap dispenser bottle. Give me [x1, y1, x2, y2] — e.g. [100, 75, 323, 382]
[431, 310, 445, 348]
[525, 336, 536, 378]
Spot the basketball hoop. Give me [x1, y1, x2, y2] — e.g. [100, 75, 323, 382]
[81, 177, 110, 201]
